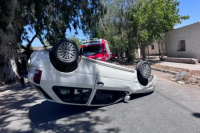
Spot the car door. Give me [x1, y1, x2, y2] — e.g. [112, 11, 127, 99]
[40, 58, 98, 105]
[90, 64, 135, 105]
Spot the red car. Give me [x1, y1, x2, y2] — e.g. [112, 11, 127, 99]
[80, 38, 111, 61]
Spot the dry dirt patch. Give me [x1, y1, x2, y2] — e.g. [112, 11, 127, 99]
[152, 64, 200, 86]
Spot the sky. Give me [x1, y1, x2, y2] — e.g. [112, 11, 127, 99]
[23, 0, 200, 47]
[174, 0, 200, 29]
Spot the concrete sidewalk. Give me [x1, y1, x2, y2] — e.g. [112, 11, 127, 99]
[155, 62, 200, 71]
[145, 56, 200, 71]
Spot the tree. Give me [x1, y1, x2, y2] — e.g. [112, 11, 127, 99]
[0, 0, 103, 83]
[0, 0, 22, 83]
[68, 36, 82, 49]
[128, 0, 189, 60]
[19, 0, 104, 58]
[97, 0, 137, 62]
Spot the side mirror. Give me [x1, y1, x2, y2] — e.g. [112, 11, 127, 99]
[103, 49, 107, 53]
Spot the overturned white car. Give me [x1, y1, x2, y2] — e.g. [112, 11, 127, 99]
[28, 38, 156, 106]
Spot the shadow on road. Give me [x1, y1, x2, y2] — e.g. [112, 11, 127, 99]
[0, 83, 121, 133]
[29, 101, 100, 124]
[0, 81, 154, 133]
[29, 92, 153, 125]
[130, 92, 154, 100]
[28, 101, 121, 133]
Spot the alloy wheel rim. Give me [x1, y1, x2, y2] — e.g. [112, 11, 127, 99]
[141, 63, 151, 78]
[57, 42, 76, 62]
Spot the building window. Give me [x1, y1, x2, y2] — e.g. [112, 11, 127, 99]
[177, 40, 186, 51]
[151, 45, 154, 50]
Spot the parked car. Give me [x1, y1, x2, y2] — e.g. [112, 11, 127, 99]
[28, 38, 156, 106]
[79, 38, 111, 61]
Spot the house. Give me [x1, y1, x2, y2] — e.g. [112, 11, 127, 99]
[166, 22, 200, 62]
[145, 40, 166, 56]
[134, 40, 167, 59]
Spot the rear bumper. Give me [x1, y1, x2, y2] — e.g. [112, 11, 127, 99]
[31, 84, 54, 102]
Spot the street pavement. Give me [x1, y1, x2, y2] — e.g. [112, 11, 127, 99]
[0, 70, 200, 133]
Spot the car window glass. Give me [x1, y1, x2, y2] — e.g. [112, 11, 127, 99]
[81, 45, 102, 55]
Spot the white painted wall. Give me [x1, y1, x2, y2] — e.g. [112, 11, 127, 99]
[134, 41, 166, 58]
[146, 42, 159, 55]
[166, 22, 200, 61]
[135, 48, 141, 58]
[145, 41, 166, 55]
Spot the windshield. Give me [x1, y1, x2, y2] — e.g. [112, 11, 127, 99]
[81, 45, 102, 55]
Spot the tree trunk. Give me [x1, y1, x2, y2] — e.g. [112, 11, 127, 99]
[158, 40, 161, 59]
[148, 45, 149, 59]
[37, 35, 46, 47]
[0, 29, 19, 84]
[141, 43, 146, 60]
[0, 0, 20, 84]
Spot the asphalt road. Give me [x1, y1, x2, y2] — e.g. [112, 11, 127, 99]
[0, 70, 200, 133]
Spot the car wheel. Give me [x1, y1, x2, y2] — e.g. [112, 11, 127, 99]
[136, 61, 151, 79]
[52, 38, 79, 65]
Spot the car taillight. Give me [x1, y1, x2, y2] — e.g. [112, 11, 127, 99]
[33, 70, 42, 84]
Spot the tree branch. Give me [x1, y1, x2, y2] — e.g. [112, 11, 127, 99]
[20, 44, 26, 50]
[21, 32, 38, 50]
[27, 32, 38, 49]
[37, 35, 46, 47]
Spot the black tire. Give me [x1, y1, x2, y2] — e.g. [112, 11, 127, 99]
[52, 38, 79, 65]
[136, 61, 151, 79]
[137, 73, 149, 86]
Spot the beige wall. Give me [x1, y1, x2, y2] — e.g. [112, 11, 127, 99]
[145, 41, 167, 55]
[146, 42, 159, 55]
[166, 22, 200, 61]
[135, 48, 141, 59]
[134, 40, 167, 58]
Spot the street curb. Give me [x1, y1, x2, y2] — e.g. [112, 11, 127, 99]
[152, 67, 178, 75]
